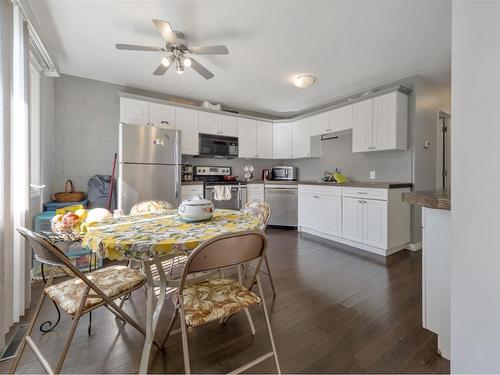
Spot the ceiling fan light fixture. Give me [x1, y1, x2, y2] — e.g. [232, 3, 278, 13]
[183, 57, 192, 67]
[292, 74, 317, 88]
[161, 56, 171, 67]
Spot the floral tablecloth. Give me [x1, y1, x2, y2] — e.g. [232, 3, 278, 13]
[81, 209, 261, 261]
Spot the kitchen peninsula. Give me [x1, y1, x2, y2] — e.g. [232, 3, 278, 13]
[402, 189, 451, 360]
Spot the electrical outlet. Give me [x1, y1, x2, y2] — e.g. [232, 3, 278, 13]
[370, 171, 376, 179]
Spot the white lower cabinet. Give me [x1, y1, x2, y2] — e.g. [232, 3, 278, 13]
[298, 186, 342, 237]
[299, 185, 410, 256]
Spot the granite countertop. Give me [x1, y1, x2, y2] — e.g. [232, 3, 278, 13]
[297, 180, 413, 189]
[245, 180, 412, 189]
[402, 189, 451, 210]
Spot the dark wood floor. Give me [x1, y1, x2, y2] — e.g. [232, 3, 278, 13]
[1, 229, 449, 374]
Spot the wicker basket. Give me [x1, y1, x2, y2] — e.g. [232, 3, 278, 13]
[54, 180, 86, 203]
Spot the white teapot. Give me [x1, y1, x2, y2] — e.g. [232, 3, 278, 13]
[178, 195, 214, 221]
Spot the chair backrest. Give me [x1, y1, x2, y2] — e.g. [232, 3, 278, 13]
[17, 226, 65, 266]
[241, 201, 271, 230]
[16, 226, 117, 303]
[130, 200, 173, 216]
[179, 231, 267, 289]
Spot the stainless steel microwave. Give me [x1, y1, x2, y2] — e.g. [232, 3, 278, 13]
[198, 133, 238, 158]
[271, 166, 297, 180]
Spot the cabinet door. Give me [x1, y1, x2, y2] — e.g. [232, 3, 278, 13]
[342, 197, 363, 242]
[120, 98, 149, 126]
[220, 115, 238, 137]
[310, 111, 330, 136]
[175, 108, 199, 155]
[330, 105, 353, 132]
[298, 193, 319, 229]
[273, 122, 293, 159]
[256, 121, 273, 159]
[198, 112, 221, 135]
[362, 199, 388, 249]
[319, 195, 343, 237]
[292, 118, 311, 158]
[149, 103, 176, 129]
[352, 99, 373, 153]
[372, 92, 397, 151]
[237, 118, 257, 158]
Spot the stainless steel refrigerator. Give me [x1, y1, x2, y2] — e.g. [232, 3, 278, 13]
[118, 123, 181, 213]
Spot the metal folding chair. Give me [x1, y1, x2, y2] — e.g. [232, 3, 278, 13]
[10, 226, 157, 374]
[162, 231, 281, 374]
[241, 201, 277, 296]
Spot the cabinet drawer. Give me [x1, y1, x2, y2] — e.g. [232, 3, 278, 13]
[181, 185, 204, 195]
[247, 184, 264, 191]
[298, 184, 342, 196]
[342, 187, 388, 201]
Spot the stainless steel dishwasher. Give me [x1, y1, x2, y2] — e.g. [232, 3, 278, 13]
[264, 183, 298, 227]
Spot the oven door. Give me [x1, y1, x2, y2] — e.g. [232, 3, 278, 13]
[205, 186, 246, 210]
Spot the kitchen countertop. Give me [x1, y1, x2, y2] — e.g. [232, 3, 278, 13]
[245, 180, 412, 188]
[181, 181, 204, 185]
[402, 189, 451, 210]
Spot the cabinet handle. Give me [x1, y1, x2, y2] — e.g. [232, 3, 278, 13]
[161, 120, 169, 124]
[358, 200, 363, 203]
[313, 195, 320, 199]
[358, 192, 368, 195]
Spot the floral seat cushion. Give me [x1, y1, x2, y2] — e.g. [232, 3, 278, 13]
[180, 278, 261, 327]
[241, 201, 270, 230]
[44, 265, 145, 315]
[130, 200, 173, 216]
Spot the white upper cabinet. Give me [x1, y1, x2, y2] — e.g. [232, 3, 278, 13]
[238, 118, 257, 158]
[372, 91, 407, 151]
[330, 105, 353, 133]
[199, 112, 238, 137]
[292, 118, 312, 158]
[149, 103, 176, 129]
[220, 115, 238, 137]
[120, 98, 149, 126]
[352, 91, 408, 153]
[273, 122, 293, 159]
[198, 112, 220, 135]
[352, 99, 373, 152]
[256, 121, 273, 159]
[310, 111, 330, 136]
[175, 107, 199, 155]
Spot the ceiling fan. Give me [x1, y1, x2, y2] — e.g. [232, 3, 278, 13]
[116, 19, 229, 80]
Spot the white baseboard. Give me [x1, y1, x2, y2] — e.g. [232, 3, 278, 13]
[406, 242, 422, 251]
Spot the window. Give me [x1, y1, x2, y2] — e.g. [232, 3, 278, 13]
[29, 62, 41, 199]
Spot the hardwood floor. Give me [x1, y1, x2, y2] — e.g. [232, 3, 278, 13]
[1, 229, 449, 373]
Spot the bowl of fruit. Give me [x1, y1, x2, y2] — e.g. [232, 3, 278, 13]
[51, 207, 112, 239]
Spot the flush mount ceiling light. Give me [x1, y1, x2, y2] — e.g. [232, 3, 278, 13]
[292, 74, 317, 88]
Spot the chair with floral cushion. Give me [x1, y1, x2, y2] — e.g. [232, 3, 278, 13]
[241, 201, 276, 296]
[161, 231, 281, 374]
[129, 200, 173, 216]
[10, 227, 157, 375]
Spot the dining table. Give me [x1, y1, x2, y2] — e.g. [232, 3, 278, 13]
[80, 208, 263, 373]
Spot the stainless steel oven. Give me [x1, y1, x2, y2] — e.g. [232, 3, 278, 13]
[198, 133, 238, 158]
[271, 166, 297, 181]
[205, 184, 247, 210]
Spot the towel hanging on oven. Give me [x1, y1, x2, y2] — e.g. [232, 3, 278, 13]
[213, 185, 232, 201]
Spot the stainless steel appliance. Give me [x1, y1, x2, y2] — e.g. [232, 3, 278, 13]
[118, 123, 181, 213]
[194, 166, 247, 210]
[271, 166, 297, 181]
[265, 183, 298, 227]
[198, 133, 238, 158]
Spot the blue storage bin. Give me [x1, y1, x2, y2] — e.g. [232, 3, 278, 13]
[43, 199, 89, 212]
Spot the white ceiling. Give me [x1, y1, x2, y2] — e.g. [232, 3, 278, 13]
[29, 0, 451, 117]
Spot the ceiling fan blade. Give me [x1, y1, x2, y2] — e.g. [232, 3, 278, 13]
[152, 19, 176, 44]
[190, 45, 229, 55]
[153, 62, 170, 76]
[116, 43, 162, 51]
[190, 58, 214, 80]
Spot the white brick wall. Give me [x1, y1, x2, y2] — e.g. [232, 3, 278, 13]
[54, 76, 119, 193]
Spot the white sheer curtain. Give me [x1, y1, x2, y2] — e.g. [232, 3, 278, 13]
[0, 0, 31, 349]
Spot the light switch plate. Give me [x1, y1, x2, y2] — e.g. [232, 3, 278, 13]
[370, 171, 376, 179]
